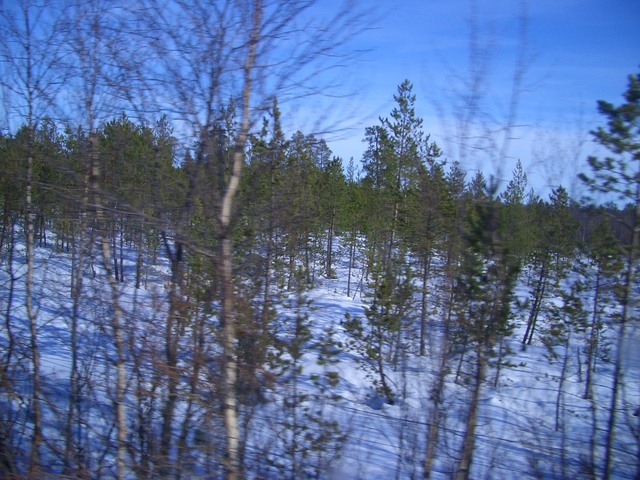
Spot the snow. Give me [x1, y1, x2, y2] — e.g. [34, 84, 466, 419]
[1, 230, 638, 479]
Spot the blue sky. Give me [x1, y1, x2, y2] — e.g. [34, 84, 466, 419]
[301, 0, 640, 197]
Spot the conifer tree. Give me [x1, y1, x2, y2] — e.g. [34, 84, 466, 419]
[406, 150, 445, 356]
[454, 183, 519, 480]
[281, 131, 328, 286]
[579, 71, 640, 480]
[344, 249, 415, 405]
[422, 160, 467, 479]
[342, 158, 366, 298]
[235, 100, 288, 407]
[362, 80, 431, 271]
[361, 124, 394, 270]
[522, 186, 578, 346]
[269, 268, 344, 479]
[500, 159, 531, 261]
[319, 156, 346, 279]
[582, 219, 623, 400]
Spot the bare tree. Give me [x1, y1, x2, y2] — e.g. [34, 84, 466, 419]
[0, 1, 67, 475]
[430, 0, 535, 183]
[2, 0, 366, 476]
[131, 2, 366, 478]
[60, 1, 140, 475]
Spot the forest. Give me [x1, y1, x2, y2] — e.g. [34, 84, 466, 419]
[0, 1, 639, 479]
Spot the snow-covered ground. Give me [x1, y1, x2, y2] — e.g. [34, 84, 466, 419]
[1, 231, 638, 479]
[288, 249, 640, 479]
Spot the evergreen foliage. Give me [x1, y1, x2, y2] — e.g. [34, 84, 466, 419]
[579, 70, 640, 480]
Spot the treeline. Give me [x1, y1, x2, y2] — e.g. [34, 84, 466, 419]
[0, 94, 631, 291]
[0, 77, 638, 478]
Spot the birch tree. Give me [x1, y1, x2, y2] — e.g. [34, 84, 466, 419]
[133, 2, 365, 478]
[0, 2, 66, 474]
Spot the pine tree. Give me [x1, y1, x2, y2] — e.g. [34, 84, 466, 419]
[318, 156, 346, 279]
[269, 268, 344, 479]
[422, 161, 467, 479]
[522, 186, 578, 346]
[343, 248, 415, 405]
[454, 184, 520, 480]
[342, 158, 366, 298]
[362, 80, 430, 271]
[281, 131, 327, 287]
[500, 159, 531, 261]
[579, 71, 640, 480]
[582, 219, 623, 399]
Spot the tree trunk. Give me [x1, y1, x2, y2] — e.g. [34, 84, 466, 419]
[91, 132, 128, 479]
[454, 336, 468, 384]
[2, 219, 17, 384]
[216, 3, 261, 477]
[220, 234, 241, 480]
[64, 217, 92, 477]
[555, 336, 570, 432]
[100, 236, 128, 480]
[26, 126, 43, 478]
[587, 386, 598, 480]
[176, 308, 206, 479]
[423, 285, 452, 479]
[119, 220, 125, 282]
[374, 323, 394, 404]
[158, 241, 183, 477]
[131, 351, 156, 478]
[326, 207, 336, 278]
[603, 183, 639, 480]
[492, 335, 507, 388]
[261, 233, 274, 325]
[261, 187, 275, 326]
[287, 252, 295, 291]
[112, 220, 119, 282]
[135, 238, 143, 289]
[456, 349, 485, 480]
[584, 267, 602, 399]
[522, 261, 547, 345]
[347, 222, 358, 298]
[423, 367, 445, 479]
[0, 202, 10, 253]
[304, 227, 311, 283]
[385, 200, 399, 270]
[419, 256, 431, 356]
